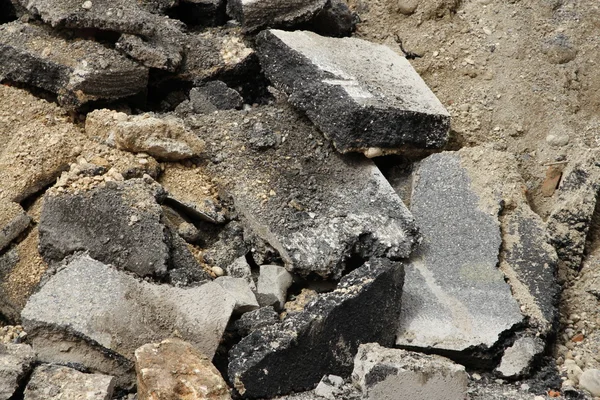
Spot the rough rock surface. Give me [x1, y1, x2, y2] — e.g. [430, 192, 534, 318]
[579, 369, 600, 397]
[233, 306, 280, 337]
[352, 343, 468, 400]
[135, 338, 231, 400]
[496, 336, 545, 379]
[188, 104, 419, 279]
[176, 81, 244, 116]
[24, 364, 116, 400]
[256, 30, 450, 154]
[0, 200, 30, 252]
[86, 109, 205, 161]
[304, 0, 355, 37]
[256, 265, 294, 310]
[547, 150, 600, 270]
[228, 258, 404, 398]
[226, 0, 327, 32]
[21, 255, 236, 388]
[0, 343, 36, 400]
[215, 276, 259, 313]
[0, 21, 148, 107]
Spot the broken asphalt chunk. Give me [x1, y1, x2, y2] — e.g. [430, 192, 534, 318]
[0, 201, 31, 252]
[227, 0, 327, 32]
[0, 343, 36, 400]
[0, 22, 148, 108]
[228, 258, 404, 398]
[189, 105, 419, 278]
[21, 254, 236, 388]
[24, 364, 116, 400]
[256, 30, 450, 154]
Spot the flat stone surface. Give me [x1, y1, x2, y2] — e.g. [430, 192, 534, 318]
[227, 0, 327, 32]
[228, 258, 404, 398]
[396, 149, 523, 361]
[256, 265, 293, 310]
[24, 364, 115, 400]
[352, 343, 468, 400]
[0, 200, 30, 252]
[547, 150, 600, 270]
[188, 104, 419, 279]
[215, 276, 259, 313]
[22, 255, 236, 388]
[579, 369, 600, 397]
[135, 338, 231, 400]
[256, 30, 450, 154]
[0, 21, 148, 108]
[496, 336, 545, 379]
[0, 343, 36, 400]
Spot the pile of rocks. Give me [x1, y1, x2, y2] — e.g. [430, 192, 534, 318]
[1, 0, 599, 399]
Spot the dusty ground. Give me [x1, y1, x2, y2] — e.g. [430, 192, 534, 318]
[351, 0, 600, 394]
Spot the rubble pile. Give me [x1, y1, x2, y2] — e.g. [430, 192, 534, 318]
[0, 0, 597, 399]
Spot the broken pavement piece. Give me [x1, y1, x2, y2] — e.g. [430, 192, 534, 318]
[24, 364, 116, 400]
[135, 338, 231, 400]
[256, 264, 293, 310]
[304, 0, 356, 38]
[314, 375, 345, 400]
[85, 109, 204, 161]
[228, 258, 404, 398]
[215, 276, 259, 313]
[0, 200, 31, 252]
[227, 0, 327, 32]
[233, 306, 279, 337]
[547, 151, 600, 270]
[495, 336, 545, 379]
[116, 33, 183, 72]
[256, 30, 450, 154]
[0, 21, 148, 108]
[0, 343, 36, 400]
[189, 105, 419, 278]
[352, 343, 468, 400]
[176, 81, 244, 116]
[21, 254, 236, 388]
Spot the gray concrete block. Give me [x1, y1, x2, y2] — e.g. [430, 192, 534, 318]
[215, 276, 259, 313]
[21, 254, 236, 388]
[24, 364, 115, 400]
[255, 30, 450, 154]
[495, 336, 545, 379]
[256, 265, 293, 310]
[547, 150, 600, 270]
[352, 343, 468, 400]
[0, 22, 148, 108]
[190, 104, 419, 279]
[227, 0, 327, 32]
[0, 343, 36, 400]
[0, 200, 30, 252]
[228, 258, 404, 398]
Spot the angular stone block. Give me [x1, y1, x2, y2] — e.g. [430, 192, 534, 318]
[0, 22, 148, 108]
[0, 200, 30, 252]
[495, 336, 545, 379]
[256, 30, 450, 154]
[24, 364, 115, 400]
[189, 104, 419, 278]
[228, 258, 404, 398]
[256, 265, 293, 310]
[0, 343, 36, 400]
[215, 276, 259, 313]
[21, 255, 236, 388]
[176, 81, 244, 116]
[227, 0, 327, 32]
[352, 343, 468, 400]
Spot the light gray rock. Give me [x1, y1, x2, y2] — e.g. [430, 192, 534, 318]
[189, 104, 420, 279]
[547, 150, 600, 270]
[0, 21, 148, 108]
[227, 0, 327, 32]
[352, 343, 468, 400]
[495, 336, 545, 378]
[579, 369, 600, 397]
[255, 30, 450, 154]
[0, 343, 36, 400]
[215, 276, 259, 313]
[314, 375, 345, 399]
[21, 255, 236, 389]
[0, 200, 30, 252]
[24, 364, 115, 400]
[396, 149, 523, 363]
[226, 256, 255, 289]
[256, 265, 293, 310]
[228, 258, 404, 398]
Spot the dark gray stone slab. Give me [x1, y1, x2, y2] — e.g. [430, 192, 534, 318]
[187, 104, 419, 279]
[255, 30, 450, 154]
[233, 306, 279, 336]
[547, 150, 600, 270]
[226, 0, 327, 32]
[0, 200, 30, 252]
[0, 21, 148, 108]
[21, 254, 236, 389]
[228, 258, 404, 398]
[24, 364, 116, 400]
[176, 81, 243, 116]
[304, 0, 355, 37]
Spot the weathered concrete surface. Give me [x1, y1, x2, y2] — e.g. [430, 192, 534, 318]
[187, 104, 419, 278]
[496, 336, 545, 379]
[0, 21, 148, 108]
[255, 30, 450, 154]
[352, 343, 468, 400]
[228, 258, 404, 398]
[215, 276, 259, 313]
[86, 109, 205, 161]
[135, 338, 231, 400]
[256, 265, 293, 310]
[39, 178, 170, 277]
[227, 0, 327, 32]
[547, 150, 600, 270]
[0, 200, 30, 252]
[24, 364, 116, 400]
[21, 255, 236, 388]
[0, 343, 36, 400]
[176, 81, 244, 116]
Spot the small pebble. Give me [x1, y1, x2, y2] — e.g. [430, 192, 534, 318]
[546, 134, 570, 147]
[81, 0, 92, 9]
[396, 0, 419, 15]
[211, 266, 224, 277]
